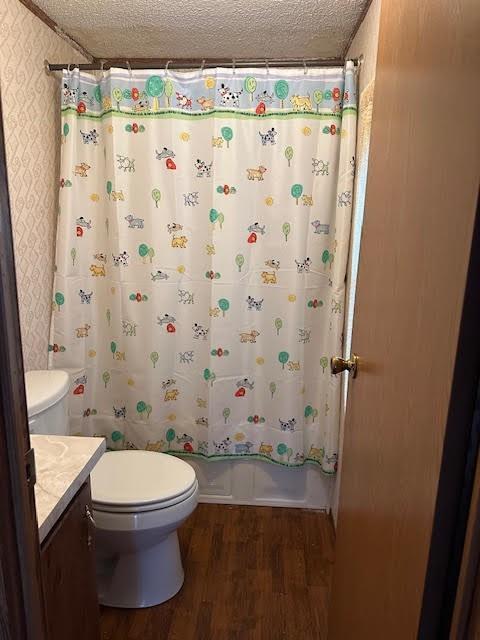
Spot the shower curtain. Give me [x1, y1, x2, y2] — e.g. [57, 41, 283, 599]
[50, 64, 357, 473]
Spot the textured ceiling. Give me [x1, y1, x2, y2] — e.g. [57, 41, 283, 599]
[33, 0, 369, 60]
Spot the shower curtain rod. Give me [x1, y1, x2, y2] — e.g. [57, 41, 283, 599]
[46, 57, 358, 72]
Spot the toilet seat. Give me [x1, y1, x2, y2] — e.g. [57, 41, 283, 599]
[93, 480, 198, 513]
[91, 450, 197, 512]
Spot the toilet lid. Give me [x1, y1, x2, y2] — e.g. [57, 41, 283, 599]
[91, 451, 196, 507]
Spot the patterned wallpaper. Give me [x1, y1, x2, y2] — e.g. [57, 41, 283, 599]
[0, 0, 86, 370]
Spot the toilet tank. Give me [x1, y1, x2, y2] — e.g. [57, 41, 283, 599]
[25, 370, 70, 435]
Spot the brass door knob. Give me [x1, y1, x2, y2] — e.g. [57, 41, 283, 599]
[331, 354, 359, 378]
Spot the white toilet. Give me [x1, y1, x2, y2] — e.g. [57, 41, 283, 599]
[90, 450, 199, 608]
[24, 370, 199, 609]
[25, 370, 70, 434]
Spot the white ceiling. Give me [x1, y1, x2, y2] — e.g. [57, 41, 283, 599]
[34, 0, 369, 60]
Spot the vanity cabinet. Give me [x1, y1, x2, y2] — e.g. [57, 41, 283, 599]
[40, 479, 100, 640]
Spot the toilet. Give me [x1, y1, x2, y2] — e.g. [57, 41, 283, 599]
[90, 450, 199, 608]
[25, 370, 70, 434]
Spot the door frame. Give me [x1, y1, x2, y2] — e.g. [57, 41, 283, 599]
[419, 193, 480, 637]
[0, 88, 47, 639]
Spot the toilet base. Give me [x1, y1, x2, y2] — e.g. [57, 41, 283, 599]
[96, 530, 185, 608]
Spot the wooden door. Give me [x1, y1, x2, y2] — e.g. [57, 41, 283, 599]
[329, 0, 480, 638]
[41, 481, 100, 640]
[0, 89, 46, 639]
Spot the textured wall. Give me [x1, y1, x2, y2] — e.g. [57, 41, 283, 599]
[0, 0, 86, 371]
[33, 0, 368, 59]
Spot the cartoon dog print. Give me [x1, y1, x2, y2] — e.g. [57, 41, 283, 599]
[171, 235, 188, 248]
[116, 155, 135, 172]
[294, 452, 305, 464]
[164, 389, 180, 401]
[113, 406, 126, 419]
[195, 159, 213, 178]
[287, 361, 300, 371]
[133, 98, 149, 113]
[298, 328, 311, 344]
[246, 165, 267, 181]
[239, 330, 260, 343]
[312, 158, 329, 176]
[295, 257, 311, 273]
[337, 191, 352, 207]
[151, 270, 169, 281]
[162, 379, 176, 389]
[209, 306, 220, 317]
[78, 289, 93, 304]
[235, 442, 254, 454]
[75, 324, 91, 338]
[179, 351, 194, 364]
[157, 314, 176, 326]
[302, 195, 313, 206]
[176, 92, 193, 109]
[212, 136, 223, 148]
[192, 323, 209, 340]
[93, 252, 107, 263]
[196, 417, 209, 427]
[76, 216, 91, 229]
[145, 440, 165, 453]
[122, 320, 137, 336]
[198, 441, 209, 455]
[236, 378, 255, 390]
[198, 97, 215, 110]
[112, 251, 129, 267]
[183, 192, 199, 207]
[178, 290, 194, 304]
[256, 90, 274, 104]
[248, 222, 266, 235]
[125, 214, 144, 229]
[62, 83, 77, 105]
[261, 271, 277, 284]
[246, 296, 263, 311]
[258, 127, 277, 145]
[80, 129, 99, 145]
[311, 221, 330, 235]
[176, 433, 193, 444]
[155, 147, 175, 160]
[74, 162, 91, 177]
[213, 437, 232, 453]
[74, 374, 87, 386]
[146, 440, 165, 452]
[218, 84, 243, 107]
[308, 445, 324, 461]
[112, 190, 125, 201]
[167, 223, 183, 234]
[265, 259, 280, 270]
[290, 95, 312, 111]
[89, 264, 105, 277]
[279, 418, 297, 432]
[114, 351, 126, 361]
[259, 442, 273, 456]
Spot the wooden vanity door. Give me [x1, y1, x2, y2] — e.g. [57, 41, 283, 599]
[40, 480, 100, 640]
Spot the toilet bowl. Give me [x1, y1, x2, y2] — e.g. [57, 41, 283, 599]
[90, 450, 199, 608]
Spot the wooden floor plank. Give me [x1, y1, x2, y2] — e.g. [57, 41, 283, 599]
[100, 504, 334, 640]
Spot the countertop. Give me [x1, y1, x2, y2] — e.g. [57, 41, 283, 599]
[31, 435, 106, 544]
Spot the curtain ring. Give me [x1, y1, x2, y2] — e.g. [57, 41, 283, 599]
[199, 59, 205, 73]
[265, 59, 269, 74]
[165, 59, 172, 73]
[67, 62, 73, 75]
[100, 59, 105, 72]
[303, 59, 308, 75]
[232, 58, 236, 74]
[126, 60, 132, 77]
